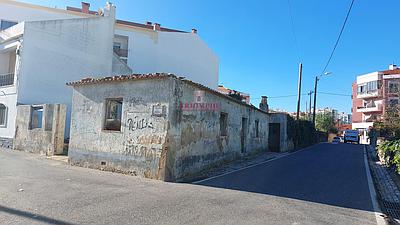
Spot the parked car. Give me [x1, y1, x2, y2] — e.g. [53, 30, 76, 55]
[332, 136, 342, 143]
[343, 130, 360, 144]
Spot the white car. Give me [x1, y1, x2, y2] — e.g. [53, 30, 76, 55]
[343, 130, 360, 144]
[332, 136, 342, 143]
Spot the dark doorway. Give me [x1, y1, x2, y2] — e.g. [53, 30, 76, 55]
[268, 123, 280, 152]
[241, 117, 248, 153]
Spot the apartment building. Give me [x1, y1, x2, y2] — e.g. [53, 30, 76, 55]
[352, 64, 400, 130]
[0, 1, 218, 147]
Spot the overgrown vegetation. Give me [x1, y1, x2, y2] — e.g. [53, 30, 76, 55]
[228, 91, 244, 102]
[375, 105, 400, 173]
[374, 105, 400, 140]
[315, 112, 338, 133]
[378, 140, 400, 174]
[287, 115, 322, 150]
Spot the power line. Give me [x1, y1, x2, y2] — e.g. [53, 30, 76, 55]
[320, 0, 355, 74]
[318, 91, 351, 97]
[253, 92, 350, 99]
[287, 0, 301, 62]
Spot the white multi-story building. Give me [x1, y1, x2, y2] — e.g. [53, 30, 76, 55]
[0, 1, 219, 146]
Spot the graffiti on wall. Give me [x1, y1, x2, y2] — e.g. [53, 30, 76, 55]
[122, 104, 168, 159]
[124, 143, 162, 159]
[127, 116, 154, 131]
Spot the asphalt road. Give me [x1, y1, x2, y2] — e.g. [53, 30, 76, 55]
[0, 143, 378, 225]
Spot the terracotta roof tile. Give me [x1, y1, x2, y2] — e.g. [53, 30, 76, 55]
[66, 73, 175, 86]
[66, 73, 276, 115]
[380, 68, 400, 75]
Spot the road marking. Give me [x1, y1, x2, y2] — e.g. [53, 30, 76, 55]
[363, 146, 387, 225]
[193, 144, 319, 184]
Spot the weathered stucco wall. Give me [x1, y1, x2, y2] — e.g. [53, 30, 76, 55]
[68, 78, 174, 180]
[13, 104, 66, 155]
[69, 76, 290, 181]
[168, 79, 288, 180]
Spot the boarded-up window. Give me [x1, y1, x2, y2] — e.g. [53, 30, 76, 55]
[104, 98, 123, 131]
[220, 112, 228, 136]
[0, 104, 7, 126]
[30, 106, 43, 129]
[255, 120, 259, 137]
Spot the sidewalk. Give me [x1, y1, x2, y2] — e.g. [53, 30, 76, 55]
[367, 145, 400, 224]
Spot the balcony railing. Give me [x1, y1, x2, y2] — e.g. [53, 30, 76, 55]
[113, 49, 128, 58]
[357, 89, 381, 99]
[356, 104, 382, 113]
[0, 73, 14, 86]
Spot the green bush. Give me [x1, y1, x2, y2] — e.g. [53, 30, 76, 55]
[378, 139, 400, 173]
[286, 115, 320, 149]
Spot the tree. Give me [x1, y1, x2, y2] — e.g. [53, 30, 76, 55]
[374, 105, 400, 139]
[315, 112, 337, 133]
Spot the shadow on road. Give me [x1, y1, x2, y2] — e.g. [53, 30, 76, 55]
[0, 205, 76, 225]
[194, 143, 375, 212]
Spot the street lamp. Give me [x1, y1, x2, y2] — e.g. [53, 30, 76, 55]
[312, 72, 332, 126]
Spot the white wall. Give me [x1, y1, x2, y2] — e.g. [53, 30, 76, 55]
[357, 72, 380, 84]
[0, 52, 10, 74]
[17, 15, 115, 136]
[116, 27, 219, 89]
[0, 47, 19, 138]
[0, 0, 86, 23]
[1, 1, 219, 89]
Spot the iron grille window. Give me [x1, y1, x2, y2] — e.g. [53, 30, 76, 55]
[0, 73, 14, 86]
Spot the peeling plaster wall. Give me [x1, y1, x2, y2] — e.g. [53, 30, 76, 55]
[13, 104, 66, 155]
[68, 79, 174, 180]
[69, 77, 290, 181]
[169, 80, 287, 180]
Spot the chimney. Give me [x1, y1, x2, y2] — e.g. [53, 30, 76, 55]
[389, 64, 398, 70]
[191, 28, 197, 34]
[259, 96, 269, 113]
[153, 23, 161, 31]
[81, 2, 90, 14]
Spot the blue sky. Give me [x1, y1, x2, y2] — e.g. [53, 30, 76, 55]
[20, 0, 400, 113]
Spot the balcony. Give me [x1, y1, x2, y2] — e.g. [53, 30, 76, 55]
[0, 73, 14, 87]
[356, 90, 381, 99]
[357, 105, 382, 113]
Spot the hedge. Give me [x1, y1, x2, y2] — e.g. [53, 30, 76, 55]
[378, 139, 400, 174]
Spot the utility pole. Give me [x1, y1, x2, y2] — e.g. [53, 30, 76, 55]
[308, 90, 313, 119]
[312, 76, 318, 125]
[296, 63, 303, 120]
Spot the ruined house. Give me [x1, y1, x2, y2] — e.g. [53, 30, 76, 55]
[67, 73, 291, 181]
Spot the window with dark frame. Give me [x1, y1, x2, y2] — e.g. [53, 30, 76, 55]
[0, 104, 7, 127]
[220, 112, 228, 136]
[104, 98, 123, 131]
[255, 120, 259, 138]
[30, 106, 43, 129]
